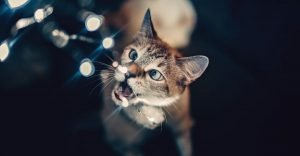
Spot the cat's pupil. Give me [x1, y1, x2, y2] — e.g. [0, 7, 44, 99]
[150, 70, 157, 77]
[149, 70, 162, 81]
[129, 49, 138, 61]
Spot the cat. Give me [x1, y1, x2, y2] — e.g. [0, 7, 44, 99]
[100, 9, 209, 156]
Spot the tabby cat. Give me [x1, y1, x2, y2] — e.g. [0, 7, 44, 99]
[100, 9, 209, 156]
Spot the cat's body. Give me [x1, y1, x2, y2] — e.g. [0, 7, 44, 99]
[100, 10, 208, 156]
[101, 77, 193, 156]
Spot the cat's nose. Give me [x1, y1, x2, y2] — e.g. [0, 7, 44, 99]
[126, 63, 142, 78]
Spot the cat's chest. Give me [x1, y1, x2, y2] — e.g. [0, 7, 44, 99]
[123, 104, 165, 129]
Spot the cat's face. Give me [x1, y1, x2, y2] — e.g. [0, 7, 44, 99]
[112, 37, 184, 107]
[103, 10, 208, 107]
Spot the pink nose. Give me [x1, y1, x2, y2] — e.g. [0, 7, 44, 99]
[127, 63, 143, 77]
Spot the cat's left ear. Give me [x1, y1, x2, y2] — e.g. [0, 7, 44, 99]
[177, 55, 209, 85]
[140, 9, 157, 38]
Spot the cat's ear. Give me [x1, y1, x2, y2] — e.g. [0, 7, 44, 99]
[177, 55, 209, 85]
[140, 9, 157, 38]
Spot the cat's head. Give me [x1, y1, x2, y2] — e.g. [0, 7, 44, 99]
[103, 9, 208, 107]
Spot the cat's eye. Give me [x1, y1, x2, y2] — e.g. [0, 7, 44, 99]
[148, 70, 164, 81]
[129, 49, 138, 61]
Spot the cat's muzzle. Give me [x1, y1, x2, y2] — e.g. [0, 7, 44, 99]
[113, 81, 136, 107]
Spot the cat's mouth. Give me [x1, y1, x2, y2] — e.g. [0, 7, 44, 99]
[114, 82, 135, 101]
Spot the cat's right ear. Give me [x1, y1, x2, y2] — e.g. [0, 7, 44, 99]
[176, 55, 209, 85]
[140, 9, 157, 38]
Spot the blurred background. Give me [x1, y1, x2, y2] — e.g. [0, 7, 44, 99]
[0, 0, 297, 156]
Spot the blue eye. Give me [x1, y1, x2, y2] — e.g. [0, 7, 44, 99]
[129, 49, 138, 61]
[149, 70, 164, 81]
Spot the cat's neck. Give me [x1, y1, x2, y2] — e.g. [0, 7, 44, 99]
[123, 103, 165, 129]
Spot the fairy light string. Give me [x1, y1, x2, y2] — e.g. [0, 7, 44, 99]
[0, 0, 116, 78]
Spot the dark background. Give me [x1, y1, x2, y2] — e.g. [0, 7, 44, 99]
[0, 0, 297, 156]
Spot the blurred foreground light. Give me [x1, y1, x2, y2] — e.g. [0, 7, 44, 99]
[12, 18, 35, 35]
[85, 14, 103, 32]
[34, 9, 45, 23]
[112, 61, 118, 68]
[79, 58, 95, 77]
[34, 6, 53, 23]
[6, 0, 29, 9]
[102, 37, 114, 49]
[0, 41, 10, 62]
[51, 29, 69, 48]
[42, 22, 69, 48]
[15, 18, 35, 30]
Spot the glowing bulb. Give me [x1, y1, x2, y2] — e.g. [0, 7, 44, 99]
[6, 0, 29, 9]
[85, 14, 103, 32]
[0, 41, 10, 62]
[50, 29, 69, 48]
[102, 37, 114, 49]
[15, 18, 35, 30]
[117, 66, 128, 74]
[79, 58, 95, 77]
[112, 61, 118, 68]
[34, 9, 45, 23]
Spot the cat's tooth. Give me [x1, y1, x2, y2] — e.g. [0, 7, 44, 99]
[120, 96, 129, 107]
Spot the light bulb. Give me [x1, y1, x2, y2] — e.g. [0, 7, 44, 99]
[102, 37, 114, 49]
[79, 58, 95, 77]
[34, 9, 45, 23]
[85, 14, 103, 32]
[0, 41, 10, 62]
[6, 0, 29, 9]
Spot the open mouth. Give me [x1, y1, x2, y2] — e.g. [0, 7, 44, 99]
[114, 82, 135, 101]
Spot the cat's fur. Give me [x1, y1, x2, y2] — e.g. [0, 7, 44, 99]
[100, 9, 208, 156]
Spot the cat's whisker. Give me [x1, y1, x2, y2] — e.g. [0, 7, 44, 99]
[162, 107, 173, 119]
[104, 106, 122, 123]
[131, 89, 138, 97]
[99, 70, 115, 80]
[86, 73, 114, 87]
[101, 76, 115, 84]
[93, 61, 114, 69]
[85, 77, 102, 87]
[130, 127, 145, 142]
[99, 72, 115, 78]
[172, 103, 179, 111]
[99, 78, 115, 94]
[97, 69, 114, 72]
[94, 65, 115, 71]
[86, 72, 105, 80]
[88, 82, 104, 96]
[160, 120, 163, 132]
[94, 67, 114, 72]
[95, 69, 114, 72]
[103, 53, 115, 62]
[89, 77, 114, 96]
[162, 109, 168, 125]
[103, 69, 115, 72]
